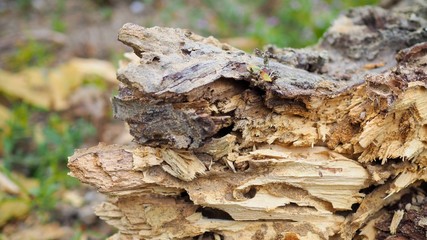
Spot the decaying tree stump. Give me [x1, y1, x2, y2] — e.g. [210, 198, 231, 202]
[68, 2, 427, 240]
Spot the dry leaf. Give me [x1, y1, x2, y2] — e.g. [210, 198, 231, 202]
[6, 223, 73, 240]
[0, 58, 116, 110]
[0, 199, 30, 226]
[0, 172, 20, 195]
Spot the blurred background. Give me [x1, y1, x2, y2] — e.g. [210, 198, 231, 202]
[0, 0, 378, 239]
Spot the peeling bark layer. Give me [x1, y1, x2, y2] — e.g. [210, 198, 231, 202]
[69, 2, 427, 240]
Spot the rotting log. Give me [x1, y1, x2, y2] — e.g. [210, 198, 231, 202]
[68, 2, 427, 240]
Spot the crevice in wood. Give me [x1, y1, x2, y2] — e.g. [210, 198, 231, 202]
[211, 123, 235, 139]
[193, 232, 225, 240]
[196, 207, 234, 221]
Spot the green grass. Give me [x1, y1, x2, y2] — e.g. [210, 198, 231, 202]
[5, 40, 54, 72]
[149, 0, 379, 48]
[51, 0, 67, 33]
[1, 104, 96, 215]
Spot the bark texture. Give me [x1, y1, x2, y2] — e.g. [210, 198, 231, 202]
[69, 2, 427, 239]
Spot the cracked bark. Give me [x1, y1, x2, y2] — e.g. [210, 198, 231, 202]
[69, 1, 427, 239]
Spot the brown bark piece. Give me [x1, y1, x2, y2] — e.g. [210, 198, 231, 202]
[374, 187, 427, 240]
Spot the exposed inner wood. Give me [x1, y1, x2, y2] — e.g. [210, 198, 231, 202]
[68, 2, 427, 240]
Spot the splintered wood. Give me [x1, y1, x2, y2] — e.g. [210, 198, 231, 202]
[68, 3, 427, 240]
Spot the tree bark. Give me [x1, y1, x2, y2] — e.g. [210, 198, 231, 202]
[69, 2, 427, 239]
